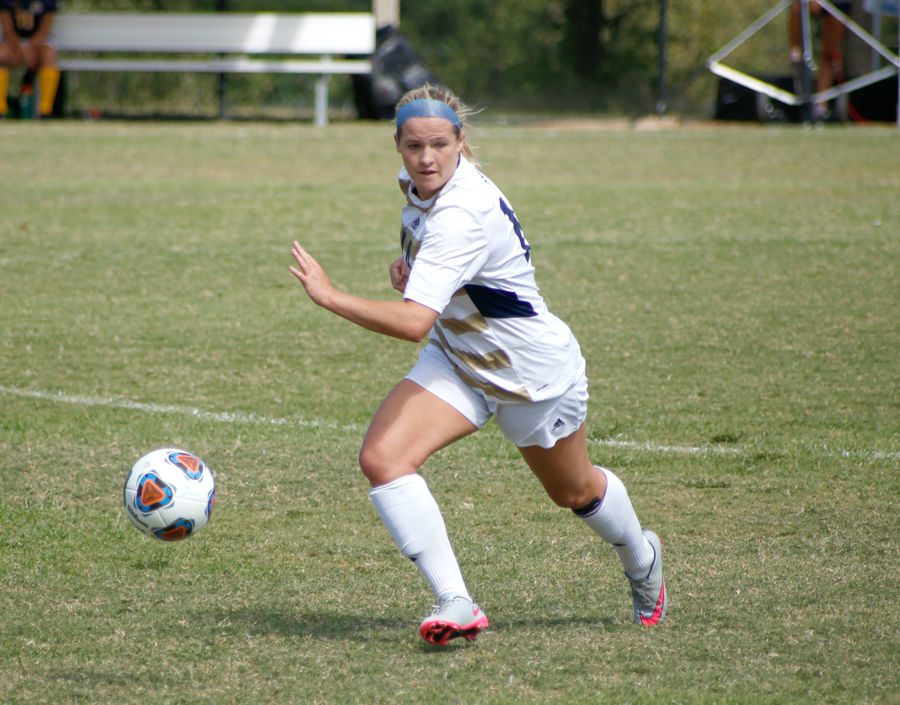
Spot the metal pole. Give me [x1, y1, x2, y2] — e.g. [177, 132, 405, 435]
[656, 0, 667, 114]
[871, 3, 882, 71]
[314, 75, 330, 127]
[707, 0, 793, 65]
[799, 0, 815, 121]
[217, 0, 228, 119]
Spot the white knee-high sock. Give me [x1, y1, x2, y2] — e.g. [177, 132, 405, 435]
[574, 467, 655, 579]
[369, 474, 471, 602]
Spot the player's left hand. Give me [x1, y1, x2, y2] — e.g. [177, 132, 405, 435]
[389, 257, 410, 293]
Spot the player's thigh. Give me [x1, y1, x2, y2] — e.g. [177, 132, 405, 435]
[18, 43, 40, 69]
[0, 42, 17, 65]
[821, 15, 845, 53]
[37, 42, 57, 67]
[359, 379, 478, 485]
[518, 424, 605, 509]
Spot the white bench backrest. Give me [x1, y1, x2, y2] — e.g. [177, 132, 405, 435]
[49, 13, 376, 55]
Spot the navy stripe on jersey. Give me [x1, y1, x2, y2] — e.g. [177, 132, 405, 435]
[463, 284, 537, 319]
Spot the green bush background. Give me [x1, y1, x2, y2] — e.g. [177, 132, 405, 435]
[50, 0, 900, 119]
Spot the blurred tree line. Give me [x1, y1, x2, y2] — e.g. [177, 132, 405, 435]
[58, 0, 897, 118]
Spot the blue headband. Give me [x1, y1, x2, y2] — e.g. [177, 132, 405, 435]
[396, 99, 462, 129]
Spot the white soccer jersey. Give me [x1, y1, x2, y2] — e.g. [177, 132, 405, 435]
[399, 157, 584, 402]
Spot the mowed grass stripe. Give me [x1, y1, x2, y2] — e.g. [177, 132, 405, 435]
[2, 384, 896, 461]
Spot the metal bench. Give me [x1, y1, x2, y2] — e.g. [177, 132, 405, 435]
[43, 12, 376, 125]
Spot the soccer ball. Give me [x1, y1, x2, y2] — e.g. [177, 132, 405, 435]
[123, 448, 216, 541]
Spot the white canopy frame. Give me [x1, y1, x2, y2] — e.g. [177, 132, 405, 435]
[706, 0, 900, 125]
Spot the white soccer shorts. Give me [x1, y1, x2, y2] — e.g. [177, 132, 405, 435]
[405, 343, 588, 448]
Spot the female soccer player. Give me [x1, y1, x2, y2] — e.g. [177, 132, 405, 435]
[289, 85, 666, 646]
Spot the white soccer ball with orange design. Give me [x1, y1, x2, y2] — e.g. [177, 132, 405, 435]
[123, 448, 216, 541]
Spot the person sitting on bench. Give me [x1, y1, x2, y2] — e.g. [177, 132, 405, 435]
[0, 0, 61, 118]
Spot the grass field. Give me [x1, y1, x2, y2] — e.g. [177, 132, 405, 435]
[1, 118, 898, 705]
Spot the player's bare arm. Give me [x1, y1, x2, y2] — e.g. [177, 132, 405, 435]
[289, 241, 437, 342]
[0, 14, 24, 61]
[32, 11, 54, 46]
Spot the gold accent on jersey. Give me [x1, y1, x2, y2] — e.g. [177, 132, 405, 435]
[431, 331, 532, 401]
[15, 8, 36, 32]
[452, 345, 513, 372]
[439, 313, 488, 336]
[399, 177, 436, 213]
[400, 225, 422, 265]
[436, 351, 532, 402]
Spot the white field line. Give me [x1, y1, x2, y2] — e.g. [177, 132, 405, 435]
[1, 384, 897, 461]
[0, 384, 363, 433]
[0, 252, 81, 267]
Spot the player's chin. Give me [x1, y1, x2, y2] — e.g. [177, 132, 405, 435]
[415, 175, 443, 197]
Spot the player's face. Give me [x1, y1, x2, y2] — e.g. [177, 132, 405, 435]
[395, 117, 462, 200]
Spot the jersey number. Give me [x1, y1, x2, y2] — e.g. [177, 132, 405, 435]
[499, 198, 531, 262]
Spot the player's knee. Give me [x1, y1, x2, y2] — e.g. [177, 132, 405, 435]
[358, 441, 410, 486]
[40, 44, 58, 65]
[358, 443, 383, 483]
[545, 483, 598, 511]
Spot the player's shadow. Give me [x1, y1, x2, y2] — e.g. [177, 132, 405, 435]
[210, 607, 616, 643]
[216, 607, 406, 641]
